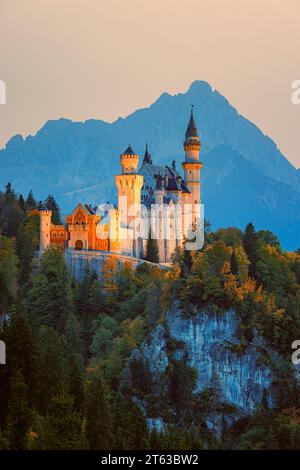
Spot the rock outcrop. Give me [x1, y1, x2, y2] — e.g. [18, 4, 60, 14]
[137, 302, 281, 435]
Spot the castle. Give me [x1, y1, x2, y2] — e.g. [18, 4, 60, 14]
[39, 109, 203, 263]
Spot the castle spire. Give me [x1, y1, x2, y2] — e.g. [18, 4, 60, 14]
[143, 143, 152, 164]
[183, 106, 201, 161]
[185, 105, 199, 139]
[122, 144, 135, 156]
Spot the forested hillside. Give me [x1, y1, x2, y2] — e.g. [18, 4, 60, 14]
[0, 183, 300, 450]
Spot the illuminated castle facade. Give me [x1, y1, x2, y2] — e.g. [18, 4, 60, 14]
[39, 109, 203, 263]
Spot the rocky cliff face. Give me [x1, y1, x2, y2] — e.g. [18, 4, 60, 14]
[139, 302, 277, 434]
[65, 250, 143, 282]
[166, 306, 273, 413]
[64, 250, 164, 282]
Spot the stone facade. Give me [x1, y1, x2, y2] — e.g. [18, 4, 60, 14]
[39, 210, 66, 251]
[39, 109, 203, 263]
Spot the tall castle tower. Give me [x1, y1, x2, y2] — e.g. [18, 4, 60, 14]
[182, 107, 202, 230]
[39, 210, 52, 254]
[115, 145, 144, 256]
[115, 145, 144, 227]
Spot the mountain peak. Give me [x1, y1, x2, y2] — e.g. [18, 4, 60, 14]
[155, 91, 171, 105]
[4, 134, 24, 151]
[187, 80, 212, 94]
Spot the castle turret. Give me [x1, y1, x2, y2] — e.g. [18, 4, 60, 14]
[182, 107, 202, 230]
[120, 145, 139, 175]
[39, 210, 52, 254]
[115, 145, 144, 256]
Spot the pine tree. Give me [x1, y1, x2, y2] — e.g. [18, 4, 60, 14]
[111, 393, 132, 450]
[5, 182, 16, 203]
[39, 394, 82, 450]
[0, 189, 24, 237]
[90, 315, 119, 360]
[102, 256, 118, 292]
[26, 190, 36, 211]
[44, 195, 62, 224]
[243, 223, 259, 279]
[18, 194, 26, 211]
[234, 245, 250, 283]
[34, 326, 66, 414]
[181, 247, 193, 277]
[145, 231, 159, 264]
[127, 403, 150, 449]
[0, 236, 19, 314]
[230, 249, 239, 276]
[145, 282, 160, 329]
[6, 370, 31, 449]
[111, 393, 150, 450]
[169, 360, 197, 423]
[64, 311, 83, 360]
[116, 261, 138, 302]
[75, 270, 105, 352]
[67, 355, 84, 413]
[16, 210, 40, 284]
[4, 309, 35, 389]
[86, 372, 112, 450]
[26, 246, 74, 331]
[5, 182, 12, 195]
[102, 256, 118, 313]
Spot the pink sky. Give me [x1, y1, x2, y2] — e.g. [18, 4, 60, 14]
[0, 0, 299, 167]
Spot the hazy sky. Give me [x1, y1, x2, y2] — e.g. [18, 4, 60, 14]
[0, 0, 299, 167]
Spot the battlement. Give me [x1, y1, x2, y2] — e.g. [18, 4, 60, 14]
[50, 225, 66, 230]
[182, 161, 202, 170]
[120, 148, 139, 174]
[40, 210, 52, 215]
[120, 153, 138, 160]
[183, 140, 201, 150]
